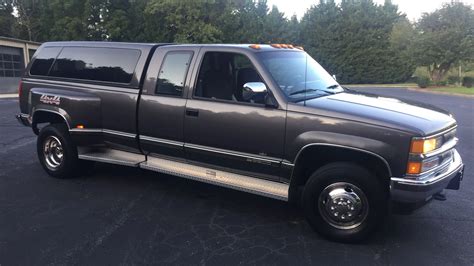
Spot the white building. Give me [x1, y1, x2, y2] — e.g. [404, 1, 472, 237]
[0, 37, 41, 93]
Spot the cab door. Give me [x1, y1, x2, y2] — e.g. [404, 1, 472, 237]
[138, 46, 200, 159]
[183, 49, 286, 181]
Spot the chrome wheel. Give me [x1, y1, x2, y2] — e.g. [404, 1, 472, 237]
[318, 182, 369, 230]
[43, 136, 64, 170]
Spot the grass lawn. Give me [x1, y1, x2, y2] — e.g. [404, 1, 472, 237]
[428, 86, 474, 95]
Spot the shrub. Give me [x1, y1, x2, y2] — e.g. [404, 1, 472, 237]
[447, 76, 460, 85]
[417, 76, 431, 88]
[435, 80, 447, 86]
[462, 77, 473, 88]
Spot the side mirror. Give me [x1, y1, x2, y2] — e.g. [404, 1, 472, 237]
[243, 82, 267, 93]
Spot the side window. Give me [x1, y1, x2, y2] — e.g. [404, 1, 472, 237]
[29, 47, 62, 76]
[48, 47, 140, 84]
[155, 52, 193, 96]
[195, 52, 265, 104]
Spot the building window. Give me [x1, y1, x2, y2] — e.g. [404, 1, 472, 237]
[0, 46, 25, 78]
[28, 49, 37, 61]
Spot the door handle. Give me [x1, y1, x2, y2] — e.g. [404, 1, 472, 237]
[186, 108, 199, 117]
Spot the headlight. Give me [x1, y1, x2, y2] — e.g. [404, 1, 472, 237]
[407, 136, 443, 175]
[410, 136, 442, 154]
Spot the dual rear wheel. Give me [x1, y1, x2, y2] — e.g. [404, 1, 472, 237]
[37, 123, 92, 178]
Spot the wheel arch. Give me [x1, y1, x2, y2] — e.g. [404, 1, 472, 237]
[288, 144, 392, 203]
[32, 109, 70, 135]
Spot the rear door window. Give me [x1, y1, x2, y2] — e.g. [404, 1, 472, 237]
[29, 47, 62, 76]
[155, 51, 193, 96]
[48, 47, 141, 84]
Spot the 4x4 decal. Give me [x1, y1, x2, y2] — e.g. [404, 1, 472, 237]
[40, 95, 61, 105]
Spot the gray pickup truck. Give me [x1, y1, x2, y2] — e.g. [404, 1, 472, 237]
[17, 42, 464, 242]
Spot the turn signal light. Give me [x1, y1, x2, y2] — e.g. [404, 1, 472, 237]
[76, 124, 85, 129]
[407, 161, 422, 175]
[249, 44, 261, 49]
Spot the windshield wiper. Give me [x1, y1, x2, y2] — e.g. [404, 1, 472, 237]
[326, 84, 340, 89]
[289, 89, 319, 96]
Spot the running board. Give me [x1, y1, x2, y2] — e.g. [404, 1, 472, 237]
[78, 147, 146, 167]
[77, 147, 289, 201]
[140, 157, 289, 201]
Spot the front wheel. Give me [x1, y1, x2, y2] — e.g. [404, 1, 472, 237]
[302, 162, 388, 242]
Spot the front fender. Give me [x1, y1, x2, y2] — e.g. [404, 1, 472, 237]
[286, 130, 410, 177]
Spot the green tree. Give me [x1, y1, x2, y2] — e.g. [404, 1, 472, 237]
[145, 0, 227, 43]
[13, 0, 43, 41]
[413, 2, 474, 82]
[301, 0, 413, 83]
[0, 0, 15, 37]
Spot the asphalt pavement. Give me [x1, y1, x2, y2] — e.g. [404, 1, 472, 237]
[0, 87, 473, 265]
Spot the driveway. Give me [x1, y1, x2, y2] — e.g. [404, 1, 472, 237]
[0, 87, 473, 265]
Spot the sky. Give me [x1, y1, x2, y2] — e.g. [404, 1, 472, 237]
[266, 0, 472, 21]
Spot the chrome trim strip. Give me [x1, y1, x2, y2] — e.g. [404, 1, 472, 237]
[69, 128, 102, 133]
[185, 143, 282, 164]
[392, 149, 462, 186]
[412, 125, 457, 140]
[140, 135, 183, 147]
[291, 143, 392, 177]
[102, 129, 136, 138]
[69, 128, 136, 138]
[141, 156, 289, 201]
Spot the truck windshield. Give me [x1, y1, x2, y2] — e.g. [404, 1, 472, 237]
[258, 51, 344, 102]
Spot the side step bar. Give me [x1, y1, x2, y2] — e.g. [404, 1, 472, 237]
[78, 147, 289, 201]
[78, 147, 146, 167]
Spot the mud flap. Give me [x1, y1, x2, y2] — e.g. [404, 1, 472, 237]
[446, 166, 464, 190]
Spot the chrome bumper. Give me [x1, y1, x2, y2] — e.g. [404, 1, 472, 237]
[16, 113, 31, 127]
[390, 149, 464, 203]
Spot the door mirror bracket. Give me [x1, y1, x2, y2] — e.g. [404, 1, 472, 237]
[264, 93, 278, 108]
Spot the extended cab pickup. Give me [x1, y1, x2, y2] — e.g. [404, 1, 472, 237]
[17, 42, 464, 242]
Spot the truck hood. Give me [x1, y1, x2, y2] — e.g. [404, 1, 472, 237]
[298, 91, 456, 135]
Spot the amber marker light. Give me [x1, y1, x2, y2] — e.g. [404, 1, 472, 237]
[249, 44, 261, 49]
[76, 124, 85, 129]
[270, 44, 282, 48]
[407, 161, 422, 175]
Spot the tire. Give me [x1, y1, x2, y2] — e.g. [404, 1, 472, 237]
[302, 162, 388, 243]
[37, 123, 81, 178]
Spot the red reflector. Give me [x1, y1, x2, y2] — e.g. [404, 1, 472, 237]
[18, 80, 22, 98]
